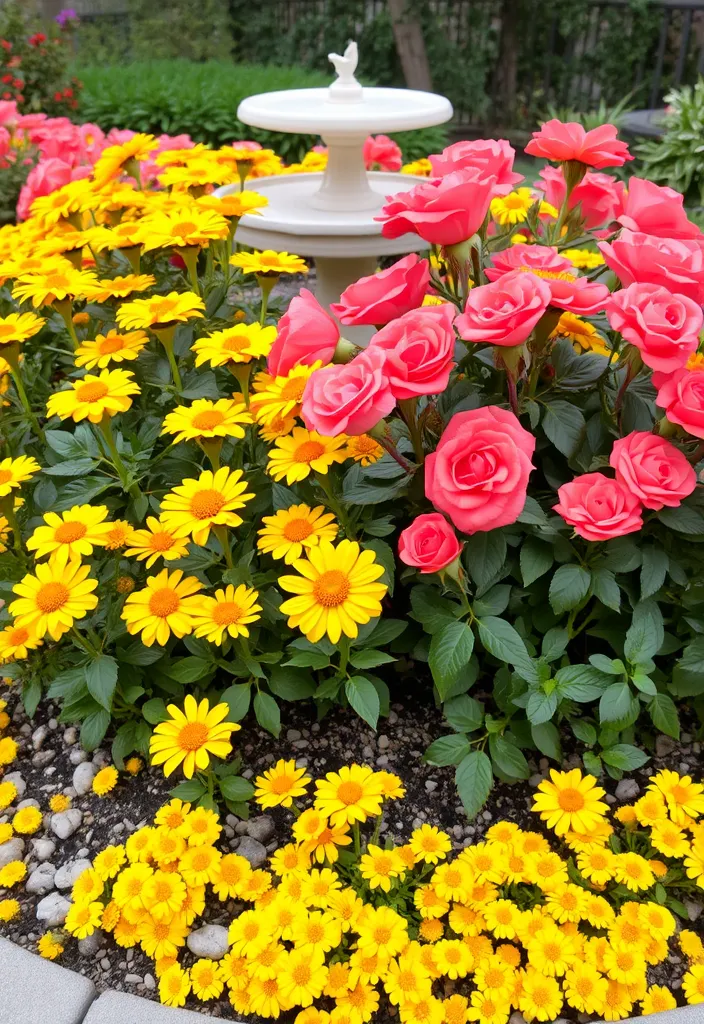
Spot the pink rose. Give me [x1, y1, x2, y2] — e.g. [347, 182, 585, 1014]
[363, 134, 402, 172]
[535, 166, 625, 230]
[655, 366, 704, 439]
[486, 243, 609, 315]
[78, 122, 106, 164]
[17, 157, 74, 220]
[554, 473, 643, 541]
[0, 101, 18, 128]
[268, 288, 339, 377]
[429, 139, 523, 195]
[425, 406, 535, 534]
[398, 513, 463, 573]
[606, 283, 702, 372]
[331, 253, 430, 326]
[609, 431, 696, 510]
[455, 270, 551, 346]
[525, 119, 632, 168]
[301, 347, 395, 437]
[599, 230, 704, 304]
[106, 128, 135, 146]
[376, 168, 496, 246]
[368, 303, 456, 400]
[617, 177, 701, 239]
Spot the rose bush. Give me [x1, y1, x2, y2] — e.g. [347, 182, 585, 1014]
[2, 118, 704, 820]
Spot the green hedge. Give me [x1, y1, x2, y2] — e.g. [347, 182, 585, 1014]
[75, 60, 448, 164]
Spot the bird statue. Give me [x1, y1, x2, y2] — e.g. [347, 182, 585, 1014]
[327, 41, 363, 102]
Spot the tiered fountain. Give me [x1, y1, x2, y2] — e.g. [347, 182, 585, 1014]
[217, 43, 453, 340]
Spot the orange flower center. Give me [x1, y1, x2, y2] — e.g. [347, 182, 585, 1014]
[373, 855, 394, 875]
[191, 850, 211, 870]
[281, 377, 307, 402]
[620, 922, 640, 943]
[99, 335, 126, 354]
[292, 963, 311, 985]
[543, 942, 562, 962]
[293, 440, 325, 464]
[46, 273, 70, 289]
[150, 300, 178, 323]
[0, 325, 16, 339]
[192, 409, 225, 430]
[172, 221, 197, 237]
[211, 600, 243, 626]
[76, 380, 109, 403]
[0, 469, 12, 484]
[153, 881, 173, 902]
[152, 921, 169, 940]
[558, 787, 585, 812]
[444, 868, 462, 888]
[531, 986, 549, 1007]
[149, 530, 175, 551]
[8, 626, 29, 645]
[590, 852, 609, 869]
[336, 780, 363, 805]
[306, 923, 324, 943]
[55, 520, 87, 543]
[177, 721, 209, 751]
[283, 517, 313, 541]
[269, 774, 295, 794]
[313, 569, 350, 608]
[222, 333, 250, 352]
[520, 265, 575, 282]
[219, 860, 243, 885]
[148, 587, 180, 617]
[36, 581, 69, 613]
[190, 488, 226, 519]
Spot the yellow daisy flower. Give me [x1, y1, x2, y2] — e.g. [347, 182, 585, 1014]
[254, 758, 312, 809]
[140, 209, 229, 252]
[93, 766, 119, 796]
[518, 967, 564, 1021]
[401, 158, 432, 176]
[46, 368, 139, 423]
[0, 622, 42, 663]
[251, 362, 321, 425]
[197, 190, 268, 219]
[314, 764, 385, 826]
[230, 249, 308, 276]
[0, 311, 45, 345]
[93, 133, 159, 186]
[10, 548, 98, 641]
[279, 539, 388, 644]
[161, 397, 252, 445]
[12, 805, 42, 834]
[37, 932, 64, 960]
[490, 188, 537, 226]
[124, 517, 190, 568]
[650, 819, 691, 858]
[26, 504, 112, 560]
[13, 268, 99, 308]
[159, 964, 191, 1008]
[345, 434, 383, 466]
[159, 466, 254, 546]
[359, 843, 404, 892]
[74, 329, 149, 369]
[190, 583, 262, 643]
[0, 454, 41, 495]
[104, 519, 133, 550]
[258, 410, 298, 442]
[532, 768, 608, 836]
[408, 825, 453, 865]
[267, 428, 348, 484]
[550, 311, 610, 356]
[648, 769, 704, 824]
[192, 322, 275, 369]
[0, 899, 20, 922]
[0, 782, 17, 809]
[121, 567, 204, 647]
[561, 248, 605, 270]
[82, 274, 156, 302]
[612, 852, 655, 892]
[116, 290, 205, 331]
[65, 900, 103, 939]
[149, 694, 237, 778]
[257, 504, 338, 564]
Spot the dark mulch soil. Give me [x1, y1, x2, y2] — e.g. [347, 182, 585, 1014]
[1, 678, 703, 1021]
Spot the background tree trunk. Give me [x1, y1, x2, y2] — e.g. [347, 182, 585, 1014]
[387, 0, 433, 92]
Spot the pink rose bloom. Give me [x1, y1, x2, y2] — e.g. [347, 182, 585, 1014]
[554, 473, 643, 541]
[301, 347, 395, 437]
[398, 513, 463, 573]
[525, 119, 632, 168]
[15, 112, 46, 132]
[655, 366, 704, 439]
[230, 139, 262, 151]
[268, 289, 339, 377]
[0, 127, 10, 160]
[376, 168, 496, 246]
[599, 230, 704, 304]
[363, 134, 402, 172]
[429, 138, 523, 195]
[485, 243, 610, 315]
[0, 101, 18, 128]
[425, 406, 535, 534]
[368, 303, 456, 400]
[17, 157, 74, 219]
[331, 254, 430, 326]
[78, 122, 106, 164]
[609, 431, 696, 510]
[33, 118, 83, 165]
[535, 166, 625, 230]
[455, 270, 551, 346]
[617, 177, 701, 239]
[106, 128, 135, 146]
[606, 283, 702, 372]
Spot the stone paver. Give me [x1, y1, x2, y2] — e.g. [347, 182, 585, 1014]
[621, 1010, 704, 1024]
[82, 990, 218, 1023]
[0, 936, 96, 1024]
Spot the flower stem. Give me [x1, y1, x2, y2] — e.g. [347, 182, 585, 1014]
[98, 414, 141, 500]
[353, 822, 361, 857]
[7, 364, 43, 440]
[54, 298, 79, 350]
[214, 525, 233, 569]
[338, 635, 350, 677]
[398, 398, 424, 464]
[0, 496, 23, 557]
[229, 363, 252, 407]
[154, 327, 183, 393]
[314, 470, 356, 539]
[258, 276, 276, 325]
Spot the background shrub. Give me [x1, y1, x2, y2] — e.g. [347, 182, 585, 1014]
[0, 0, 80, 116]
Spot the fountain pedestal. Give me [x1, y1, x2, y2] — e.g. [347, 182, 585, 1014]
[216, 43, 453, 343]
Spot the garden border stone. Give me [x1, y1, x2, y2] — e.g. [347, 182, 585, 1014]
[1, 936, 703, 1024]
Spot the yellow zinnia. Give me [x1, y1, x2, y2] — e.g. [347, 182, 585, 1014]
[13, 268, 99, 308]
[267, 428, 348, 484]
[254, 759, 312, 809]
[159, 466, 254, 545]
[161, 398, 252, 445]
[74, 329, 149, 369]
[251, 363, 321, 425]
[314, 764, 385, 826]
[0, 620, 38, 665]
[124, 517, 190, 568]
[26, 504, 112, 560]
[140, 208, 229, 251]
[345, 434, 383, 466]
[197, 190, 268, 219]
[116, 290, 204, 331]
[192, 322, 275, 368]
[190, 583, 262, 643]
[257, 504, 338, 564]
[0, 312, 45, 345]
[532, 768, 608, 836]
[230, 249, 308, 276]
[0, 454, 41, 495]
[46, 368, 139, 423]
[93, 133, 158, 187]
[279, 539, 387, 644]
[82, 274, 156, 302]
[121, 567, 204, 647]
[149, 694, 238, 778]
[10, 548, 98, 641]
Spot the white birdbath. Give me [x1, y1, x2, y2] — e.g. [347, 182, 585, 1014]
[215, 42, 453, 342]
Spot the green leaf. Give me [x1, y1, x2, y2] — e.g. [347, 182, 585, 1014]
[465, 531, 507, 591]
[349, 649, 396, 670]
[363, 539, 395, 597]
[455, 751, 493, 818]
[425, 734, 471, 767]
[542, 400, 586, 457]
[345, 676, 380, 730]
[599, 682, 633, 722]
[556, 663, 611, 702]
[221, 684, 251, 723]
[591, 568, 620, 611]
[112, 722, 137, 770]
[571, 719, 597, 745]
[285, 651, 331, 670]
[624, 600, 663, 663]
[531, 721, 562, 761]
[170, 778, 207, 802]
[444, 694, 483, 733]
[589, 654, 624, 675]
[142, 697, 168, 724]
[85, 655, 118, 712]
[220, 776, 255, 802]
[542, 628, 569, 662]
[429, 621, 475, 700]
[355, 619, 407, 648]
[649, 693, 680, 739]
[268, 667, 315, 701]
[477, 616, 536, 682]
[549, 564, 591, 615]
[254, 691, 280, 737]
[410, 586, 462, 634]
[657, 502, 704, 534]
[631, 671, 657, 696]
[116, 641, 164, 666]
[163, 656, 213, 684]
[520, 537, 553, 587]
[22, 677, 42, 719]
[517, 496, 548, 525]
[526, 690, 558, 725]
[640, 547, 669, 600]
[489, 734, 530, 780]
[80, 709, 111, 751]
[672, 637, 704, 696]
[550, 337, 607, 390]
[583, 751, 602, 776]
[601, 744, 649, 771]
[43, 458, 98, 477]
